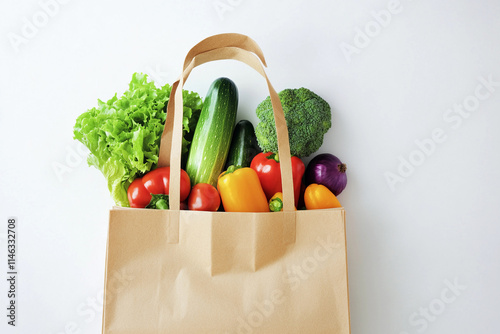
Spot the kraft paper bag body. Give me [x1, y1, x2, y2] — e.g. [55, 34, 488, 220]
[102, 33, 350, 334]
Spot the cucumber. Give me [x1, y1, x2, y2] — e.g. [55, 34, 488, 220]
[225, 120, 261, 169]
[186, 77, 238, 187]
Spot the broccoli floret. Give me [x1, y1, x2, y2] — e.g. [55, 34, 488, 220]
[255, 88, 331, 158]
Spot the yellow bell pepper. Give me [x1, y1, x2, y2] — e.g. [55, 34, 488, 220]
[217, 166, 269, 212]
[269, 192, 297, 212]
[304, 184, 342, 210]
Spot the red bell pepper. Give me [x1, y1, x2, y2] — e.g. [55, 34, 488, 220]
[127, 167, 191, 209]
[250, 152, 305, 206]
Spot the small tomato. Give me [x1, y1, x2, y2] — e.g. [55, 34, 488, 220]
[188, 183, 221, 211]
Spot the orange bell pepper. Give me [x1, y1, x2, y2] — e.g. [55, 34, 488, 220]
[304, 184, 342, 210]
[217, 166, 269, 212]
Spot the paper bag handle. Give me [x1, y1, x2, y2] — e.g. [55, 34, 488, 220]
[158, 34, 296, 244]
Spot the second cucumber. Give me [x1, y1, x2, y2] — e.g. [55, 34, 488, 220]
[225, 120, 261, 170]
[186, 77, 238, 187]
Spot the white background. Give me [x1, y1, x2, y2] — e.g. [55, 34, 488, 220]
[1, 0, 499, 333]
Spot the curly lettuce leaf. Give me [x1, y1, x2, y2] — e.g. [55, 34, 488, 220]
[73, 73, 203, 206]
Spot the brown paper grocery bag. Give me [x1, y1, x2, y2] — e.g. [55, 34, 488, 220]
[102, 33, 350, 334]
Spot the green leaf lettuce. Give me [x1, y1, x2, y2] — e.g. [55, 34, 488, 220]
[73, 73, 203, 206]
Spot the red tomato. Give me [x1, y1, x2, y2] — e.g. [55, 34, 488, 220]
[128, 178, 152, 208]
[127, 167, 191, 208]
[188, 183, 221, 211]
